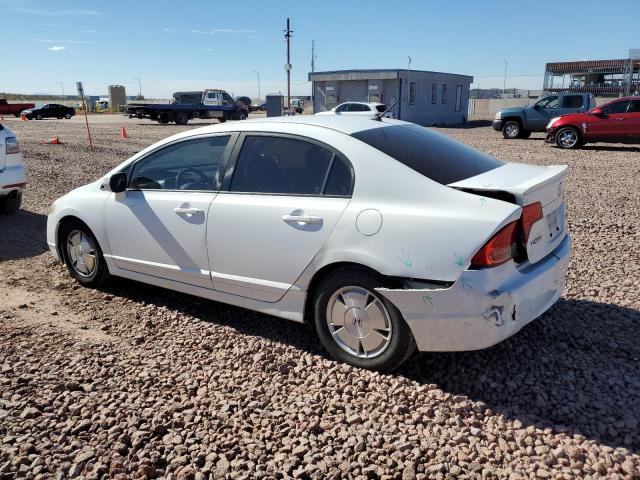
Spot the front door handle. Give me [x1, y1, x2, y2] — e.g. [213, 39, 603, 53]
[174, 207, 203, 215]
[282, 214, 323, 224]
[614, 118, 625, 121]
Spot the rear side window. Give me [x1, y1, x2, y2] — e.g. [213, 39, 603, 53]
[230, 136, 352, 196]
[602, 101, 630, 115]
[348, 103, 366, 112]
[352, 124, 503, 185]
[562, 95, 584, 109]
[375, 104, 387, 113]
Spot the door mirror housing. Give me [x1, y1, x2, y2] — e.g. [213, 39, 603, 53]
[590, 107, 604, 117]
[107, 172, 127, 193]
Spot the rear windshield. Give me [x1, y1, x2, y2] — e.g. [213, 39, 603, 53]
[375, 104, 387, 113]
[351, 124, 503, 184]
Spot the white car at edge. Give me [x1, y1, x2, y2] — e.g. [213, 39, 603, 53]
[0, 123, 26, 214]
[47, 116, 570, 371]
[315, 102, 391, 117]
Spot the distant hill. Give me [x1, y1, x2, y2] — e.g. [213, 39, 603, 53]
[0, 93, 80, 101]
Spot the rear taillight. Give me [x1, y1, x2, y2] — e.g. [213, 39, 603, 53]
[471, 221, 518, 268]
[521, 202, 543, 243]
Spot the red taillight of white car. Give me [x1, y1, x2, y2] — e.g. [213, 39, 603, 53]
[521, 202, 543, 243]
[471, 221, 518, 267]
[471, 202, 544, 268]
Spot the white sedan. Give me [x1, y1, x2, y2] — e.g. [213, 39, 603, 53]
[315, 102, 390, 117]
[47, 116, 570, 371]
[0, 123, 26, 214]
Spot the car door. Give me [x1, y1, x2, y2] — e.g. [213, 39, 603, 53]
[588, 100, 630, 140]
[528, 96, 559, 130]
[625, 100, 640, 139]
[207, 133, 353, 302]
[104, 134, 236, 288]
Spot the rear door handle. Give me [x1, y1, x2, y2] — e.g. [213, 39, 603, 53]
[615, 118, 625, 121]
[282, 214, 323, 224]
[174, 207, 203, 215]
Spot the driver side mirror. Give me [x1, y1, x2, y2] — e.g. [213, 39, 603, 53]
[533, 104, 541, 111]
[589, 107, 605, 117]
[107, 172, 127, 193]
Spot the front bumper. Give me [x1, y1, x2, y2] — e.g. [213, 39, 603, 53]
[492, 119, 503, 131]
[377, 235, 571, 351]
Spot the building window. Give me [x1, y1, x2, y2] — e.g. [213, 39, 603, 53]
[442, 84, 448, 104]
[431, 83, 437, 104]
[455, 85, 462, 112]
[409, 82, 416, 105]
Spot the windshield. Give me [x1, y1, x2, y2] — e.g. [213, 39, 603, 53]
[352, 124, 503, 185]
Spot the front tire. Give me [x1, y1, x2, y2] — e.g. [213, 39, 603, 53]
[502, 120, 521, 139]
[36, 114, 43, 120]
[313, 268, 416, 372]
[60, 220, 110, 287]
[555, 126, 582, 149]
[0, 192, 22, 215]
[65, 113, 72, 119]
[174, 112, 189, 125]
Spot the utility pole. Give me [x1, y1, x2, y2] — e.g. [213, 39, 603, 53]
[57, 81, 64, 102]
[311, 40, 316, 72]
[252, 70, 261, 101]
[502, 58, 508, 97]
[133, 77, 142, 99]
[284, 18, 293, 110]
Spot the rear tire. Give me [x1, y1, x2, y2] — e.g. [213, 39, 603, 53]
[36, 114, 42, 120]
[555, 126, 582, 149]
[60, 220, 110, 288]
[174, 112, 189, 125]
[65, 113, 72, 119]
[313, 268, 416, 372]
[158, 112, 170, 124]
[502, 120, 521, 139]
[0, 192, 22, 215]
[218, 116, 227, 123]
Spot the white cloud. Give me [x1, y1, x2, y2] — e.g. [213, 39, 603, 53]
[33, 38, 98, 45]
[163, 28, 181, 32]
[48, 46, 65, 52]
[204, 48, 214, 52]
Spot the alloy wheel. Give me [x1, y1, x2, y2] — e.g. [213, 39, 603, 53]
[557, 129, 578, 148]
[66, 230, 97, 277]
[326, 286, 393, 358]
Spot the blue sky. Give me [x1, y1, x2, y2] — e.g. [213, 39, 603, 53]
[1, 0, 639, 98]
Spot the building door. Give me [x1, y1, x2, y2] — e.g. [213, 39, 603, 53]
[455, 85, 463, 112]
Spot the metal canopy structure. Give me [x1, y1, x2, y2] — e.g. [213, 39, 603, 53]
[543, 58, 640, 97]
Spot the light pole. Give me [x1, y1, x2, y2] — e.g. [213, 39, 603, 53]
[502, 58, 508, 97]
[57, 81, 64, 103]
[133, 77, 142, 99]
[252, 70, 261, 101]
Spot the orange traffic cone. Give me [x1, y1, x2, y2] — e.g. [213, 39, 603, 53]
[45, 136, 61, 145]
[121, 126, 128, 139]
[21, 114, 27, 121]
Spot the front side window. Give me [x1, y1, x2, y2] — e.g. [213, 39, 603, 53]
[207, 92, 218, 99]
[602, 100, 630, 115]
[335, 103, 349, 113]
[431, 84, 437, 104]
[535, 96, 559, 110]
[562, 95, 584, 109]
[409, 83, 416, 105]
[627, 100, 640, 113]
[230, 136, 352, 196]
[442, 84, 448, 104]
[352, 124, 502, 185]
[129, 135, 231, 191]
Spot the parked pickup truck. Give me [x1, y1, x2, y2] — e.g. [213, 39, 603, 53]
[493, 93, 595, 139]
[0, 99, 35, 117]
[124, 89, 248, 125]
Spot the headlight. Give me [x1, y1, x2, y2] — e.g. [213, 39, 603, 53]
[494, 111, 502, 119]
[5, 136, 20, 154]
[546, 117, 560, 129]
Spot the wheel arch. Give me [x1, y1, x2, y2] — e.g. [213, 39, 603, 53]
[55, 215, 103, 262]
[501, 116, 522, 127]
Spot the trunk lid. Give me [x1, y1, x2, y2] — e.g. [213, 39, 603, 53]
[448, 163, 568, 264]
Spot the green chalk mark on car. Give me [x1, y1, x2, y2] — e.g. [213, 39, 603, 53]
[453, 254, 464, 267]
[422, 296, 433, 306]
[480, 197, 486, 205]
[399, 249, 412, 267]
[461, 277, 472, 289]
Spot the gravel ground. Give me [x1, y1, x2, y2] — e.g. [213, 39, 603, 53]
[0, 117, 639, 479]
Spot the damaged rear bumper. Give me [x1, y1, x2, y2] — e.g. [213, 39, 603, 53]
[376, 235, 571, 352]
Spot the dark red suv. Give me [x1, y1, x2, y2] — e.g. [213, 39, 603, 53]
[545, 97, 640, 149]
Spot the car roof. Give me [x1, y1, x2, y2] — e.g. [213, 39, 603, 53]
[188, 115, 409, 136]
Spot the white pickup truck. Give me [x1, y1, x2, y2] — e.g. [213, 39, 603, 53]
[0, 123, 26, 214]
